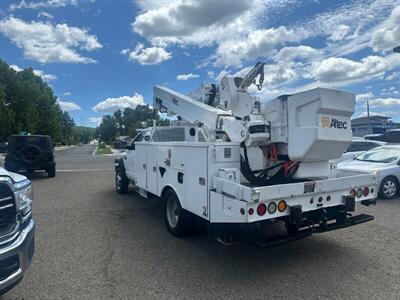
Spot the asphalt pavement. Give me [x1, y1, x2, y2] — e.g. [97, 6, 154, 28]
[55, 144, 115, 171]
[1, 147, 399, 299]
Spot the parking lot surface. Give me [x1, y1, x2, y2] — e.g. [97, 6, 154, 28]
[1, 147, 399, 299]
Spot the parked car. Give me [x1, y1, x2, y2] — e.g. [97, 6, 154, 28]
[0, 167, 35, 295]
[365, 129, 400, 143]
[4, 135, 56, 177]
[333, 138, 387, 163]
[337, 145, 400, 199]
[363, 134, 383, 140]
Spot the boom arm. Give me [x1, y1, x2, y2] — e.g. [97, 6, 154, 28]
[153, 85, 249, 142]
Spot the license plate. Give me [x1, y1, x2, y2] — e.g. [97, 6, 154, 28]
[304, 182, 315, 193]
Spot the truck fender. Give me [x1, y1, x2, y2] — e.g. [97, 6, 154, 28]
[114, 157, 126, 175]
[160, 185, 183, 207]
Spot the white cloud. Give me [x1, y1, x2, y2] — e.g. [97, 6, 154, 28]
[263, 63, 297, 86]
[303, 0, 399, 56]
[369, 98, 400, 108]
[123, 44, 171, 65]
[214, 26, 310, 67]
[385, 71, 400, 81]
[274, 45, 319, 62]
[32, 69, 57, 81]
[0, 17, 102, 63]
[132, 0, 257, 46]
[88, 117, 102, 125]
[312, 55, 400, 85]
[62, 91, 71, 96]
[9, 64, 23, 72]
[358, 110, 400, 117]
[176, 73, 199, 80]
[10, 0, 81, 11]
[92, 93, 145, 112]
[10, 64, 57, 81]
[370, 5, 400, 52]
[356, 92, 374, 103]
[328, 24, 351, 41]
[132, 0, 303, 67]
[381, 86, 399, 96]
[37, 11, 54, 19]
[57, 100, 81, 111]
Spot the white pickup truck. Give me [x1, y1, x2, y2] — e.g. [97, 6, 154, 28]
[115, 126, 377, 246]
[0, 167, 35, 294]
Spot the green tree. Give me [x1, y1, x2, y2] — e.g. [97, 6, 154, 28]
[113, 109, 125, 136]
[0, 59, 74, 142]
[61, 111, 75, 144]
[0, 84, 16, 141]
[97, 115, 117, 144]
[73, 126, 96, 144]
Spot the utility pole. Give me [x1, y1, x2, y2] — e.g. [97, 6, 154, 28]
[367, 100, 370, 117]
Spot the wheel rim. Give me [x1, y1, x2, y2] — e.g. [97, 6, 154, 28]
[166, 197, 179, 228]
[383, 180, 396, 197]
[116, 173, 122, 190]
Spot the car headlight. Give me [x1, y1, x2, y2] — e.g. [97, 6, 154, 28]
[14, 179, 33, 216]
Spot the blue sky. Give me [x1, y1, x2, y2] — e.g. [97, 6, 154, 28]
[0, 0, 399, 127]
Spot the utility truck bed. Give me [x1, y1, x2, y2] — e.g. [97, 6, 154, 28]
[115, 127, 377, 245]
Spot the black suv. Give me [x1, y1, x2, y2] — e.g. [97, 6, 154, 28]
[4, 135, 56, 177]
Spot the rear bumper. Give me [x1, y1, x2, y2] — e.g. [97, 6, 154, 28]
[210, 210, 374, 247]
[5, 160, 55, 172]
[0, 220, 35, 295]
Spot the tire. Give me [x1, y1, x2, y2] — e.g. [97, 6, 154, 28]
[379, 176, 399, 199]
[20, 145, 42, 164]
[48, 167, 56, 178]
[115, 168, 129, 194]
[164, 190, 193, 237]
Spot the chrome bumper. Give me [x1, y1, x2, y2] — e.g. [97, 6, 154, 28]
[0, 219, 35, 295]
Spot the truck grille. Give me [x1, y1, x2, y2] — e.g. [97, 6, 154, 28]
[0, 182, 17, 237]
[0, 254, 19, 281]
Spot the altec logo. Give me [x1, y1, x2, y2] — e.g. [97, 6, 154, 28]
[321, 116, 347, 129]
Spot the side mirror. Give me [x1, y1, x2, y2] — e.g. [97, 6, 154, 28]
[127, 143, 135, 150]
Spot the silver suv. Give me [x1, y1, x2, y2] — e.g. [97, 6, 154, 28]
[0, 167, 35, 295]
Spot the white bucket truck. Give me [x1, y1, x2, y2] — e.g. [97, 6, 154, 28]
[115, 62, 377, 246]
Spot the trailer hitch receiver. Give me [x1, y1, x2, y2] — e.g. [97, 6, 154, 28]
[343, 195, 355, 212]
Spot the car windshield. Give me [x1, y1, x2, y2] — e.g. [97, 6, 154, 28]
[355, 147, 400, 163]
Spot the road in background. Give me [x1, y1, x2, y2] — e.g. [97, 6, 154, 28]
[55, 144, 116, 171]
[1, 146, 399, 299]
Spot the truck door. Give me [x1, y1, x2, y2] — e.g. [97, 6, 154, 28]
[125, 129, 149, 182]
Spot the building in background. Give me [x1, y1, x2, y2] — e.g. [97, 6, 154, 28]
[351, 115, 399, 137]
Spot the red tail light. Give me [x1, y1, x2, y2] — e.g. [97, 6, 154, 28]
[248, 208, 254, 215]
[257, 203, 267, 216]
[363, 187, 369, 196]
